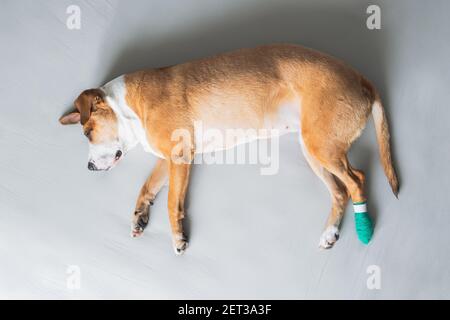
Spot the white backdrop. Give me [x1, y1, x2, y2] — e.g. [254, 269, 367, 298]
[1, 0, 449, 299]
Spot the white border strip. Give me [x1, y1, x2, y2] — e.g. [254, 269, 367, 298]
[353, 202, 368, 213]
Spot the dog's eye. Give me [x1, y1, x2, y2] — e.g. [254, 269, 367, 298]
[84, 129, 92, 139]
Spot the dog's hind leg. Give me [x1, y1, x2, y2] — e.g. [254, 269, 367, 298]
[299, 73, 377, 245]
[302, 118, 372, 245]
[300, 140, 349, 249]
[131, 158, 168, 237]
[314, 154, 371, 244]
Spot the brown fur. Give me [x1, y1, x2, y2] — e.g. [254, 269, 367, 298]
[61, 44, 399, 252]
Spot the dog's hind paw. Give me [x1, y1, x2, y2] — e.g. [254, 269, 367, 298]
[319, 225, 340, 249]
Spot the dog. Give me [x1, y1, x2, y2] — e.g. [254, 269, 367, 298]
[60, 44, 398, 254]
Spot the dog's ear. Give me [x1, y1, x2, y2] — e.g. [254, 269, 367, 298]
[59, 89, 104, 126]
[59, 110, 81, 125]
[74, 89, 104, 125]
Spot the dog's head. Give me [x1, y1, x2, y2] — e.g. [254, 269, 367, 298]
[59, 89, 123, 171]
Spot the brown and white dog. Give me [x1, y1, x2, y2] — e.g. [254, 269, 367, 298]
[60, 44, 398, 254]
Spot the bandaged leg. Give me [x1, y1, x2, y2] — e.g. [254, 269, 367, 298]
[353, 201, 373, 244]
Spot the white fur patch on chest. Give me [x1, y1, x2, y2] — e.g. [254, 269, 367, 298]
[101, 76, 165, 158]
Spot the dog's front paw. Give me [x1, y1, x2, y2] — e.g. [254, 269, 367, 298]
[173, 234, 189, 255]
[319, 225, 340, 249]
[131, 208, 149, 238]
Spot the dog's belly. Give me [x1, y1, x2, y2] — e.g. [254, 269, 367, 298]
[194, 98, 301, 154]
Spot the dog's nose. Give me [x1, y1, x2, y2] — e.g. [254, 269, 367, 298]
[88, 161, 97, 171]
[115, 150, 122, 160]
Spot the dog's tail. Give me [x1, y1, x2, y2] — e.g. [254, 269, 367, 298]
[370, 93, 399, 198]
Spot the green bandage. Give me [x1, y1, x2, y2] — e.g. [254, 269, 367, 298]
[353, 201, 373, 244]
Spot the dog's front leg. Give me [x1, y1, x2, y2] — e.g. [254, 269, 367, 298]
[131, 158, 168, 237]
[167, 160, 191, 255]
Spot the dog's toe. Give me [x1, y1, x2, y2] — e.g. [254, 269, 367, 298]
[319, 226, 340, 249]
[131, 210, 149, 238]
[131, 226, 144, 238]
[173, 235, 189, 255]
[174, 244, 188, 255]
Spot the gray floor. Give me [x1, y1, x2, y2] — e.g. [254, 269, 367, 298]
[1, 0, 449, 299]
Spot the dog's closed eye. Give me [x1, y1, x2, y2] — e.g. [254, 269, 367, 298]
[84, 128, 92, 140]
